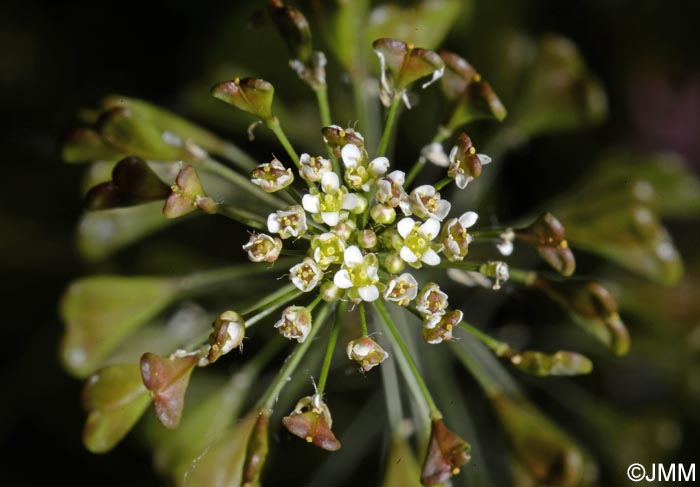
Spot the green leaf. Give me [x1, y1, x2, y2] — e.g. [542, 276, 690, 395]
[82, 364, 151, 453]
[366, 0, 464, 51]
[77, 201, 178, 261]
[60, 275, 180, 377]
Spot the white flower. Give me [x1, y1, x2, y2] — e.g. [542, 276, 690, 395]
[299, 153, 331, 182]
[409, 185, 451, 221]
[250, 158, 294, 192]
[302, 172, 359, 227]
[448, 144, 492, 190]
[376, 170, 411, 215]
[311, 232, 346, 269]
[242, 233, 283, 263]
[416, 282, 449, 317]
[383, 273, 418, 306]
[441, 211, 478, 262]
[267, 205, 307, 239]
[333, 246, 380, 302]
[396, 217, 442, 267]
[422, 310, 461, 344]
[274, 306, 312, 343]
[341, 144, 388, 191]
[289, 258, 324, 292]
[346, 337, 389, 372]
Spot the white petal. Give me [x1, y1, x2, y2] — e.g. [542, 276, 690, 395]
[459, 211, 478, 228]
[341, 193, 359, 210]
[299, 153, 310, 165]
[388, 170, 405, 185]
[397, 218, 415, 239]
[421, 248, 441, 266]
[448, 145, 458, 163]
[333, 269, 353, 289]
[478, 153, 492, 165]
[358, 285, 379, 302]
[369, 157, 389, 176]
[414, 184, 435, 197]
[400, 246, 418, 264]
[302, 194, 320, 213]
[321, 171, 339, 192]
[341, 143, 361, 168]
[419, 218, 440, 240]
[455, 174, 472, 190]
[267, 214, 280, 233]
[421, 65, 444, 89]
[344, 245, 363, 266]
[321, 211, 340, 227]
[435, 200, 451, 220]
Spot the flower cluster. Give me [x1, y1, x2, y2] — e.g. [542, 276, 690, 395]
[58, 2, 660, 486]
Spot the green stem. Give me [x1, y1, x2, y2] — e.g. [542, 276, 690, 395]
[359, 302, 369, 337]
[307, 294, 324, 312]
[218, 204, 266, 230]
[266, 117, 300, 168]
[259, 304, 333, 413]
[509, 268, 538, 286]
[377, 96, 401, 157]
[316, 301, 345, 395]
[436, 261, 481, 272]
[458, 321, 510, 356]
[351, 74, 369, 142]
[315, 87, 341, 175]
[381, 352, 405, 436]
[373, 300, 442, 420]
[472, 228, 507, 239]
[404, 128, 451, 188]
[433, 177, 453, 192]
[243, 284, 302, 328]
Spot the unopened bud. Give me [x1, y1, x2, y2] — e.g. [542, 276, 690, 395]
[357, 229, 377, 249]
[383, 253, 406, 274]
[370, 204, 396, 225]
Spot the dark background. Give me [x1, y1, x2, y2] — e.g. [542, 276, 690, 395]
[1, 0, 699, 485]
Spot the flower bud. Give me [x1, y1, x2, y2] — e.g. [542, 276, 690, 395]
[282, 395, 341, 451]
[250, 158, 294, 193]
[204, 311, 246, 365]
[322, 125, 365, 158]
[383, 273, 418, 306]
[320, 281, 343, 302]
[447, 133, 492, 190]
[346, 336, 389, 372]
[383, 253, 406, 274]
[163, 166, 218, 219]
[140, 351, 198, 429]
[274, 305, 312, 342]
[84, 156, 170, 210]
[421, 419, 471, 486]
[423, 310, 462, 344]
[333, 221, 355, 241]
[479, 261, 510, 290]
[350, 194, 369, 215]
[370, 204, 396, 225]
[242, 233, 283, 263]
[299, 153, 331, 182]
[515, 213, 576, 276]
[212, 77, 275, 121]
[357, 229, 377, 249]
[416, 283, 449, 317]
